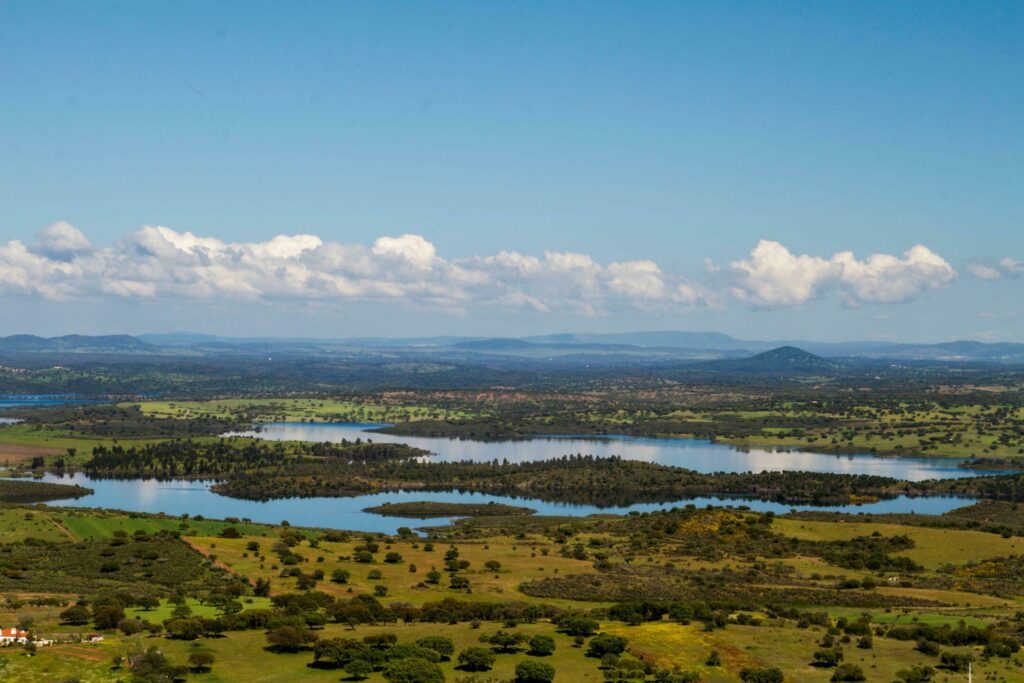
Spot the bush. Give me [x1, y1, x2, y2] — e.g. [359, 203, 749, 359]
[382, 656, 445, 683]
[830, 664, 865, 682]
[345, 659, 373, 680]
[939, 651, 974, 672]
[740, 668, 784, 683]
[416, 636, 455, 659]
[529, 634, 556, 656]
[586, 634, 628, 658]
[266, 625, 317, 652]
[515, 659, 556, 683]
[60, 605, 91, 625]
[187, 652, 215, 672]
[458, 646, 496, 671]
[895, 666, 934, 682]
[559, 614, 599, 637]
[812, 648, 843, 667]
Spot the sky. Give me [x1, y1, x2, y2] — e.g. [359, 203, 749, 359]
[0, 1, 1021, 342]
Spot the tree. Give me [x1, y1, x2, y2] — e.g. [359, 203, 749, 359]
[60, 605, 91, 625]
[830, 664, 865, 682]
[515, 659, 556, 683]
[558, 614, 599, 637]
[485, 630, 526, 653]
[939, 652, 974, 672]
[706, 650, 722, 666]
[165, 618, 204, 640]
[92, 604, 125, 630]
[188, 651, 215, 672]
[895, 666, 935, 682]
[331, 569, 351, 584]
[458, 646, 496, 671]
[528, 634, 556, 656]
[266, 625, 317, 653]
[484, 560, 502, 571]
[740, 668, 784, 683]
[416, 636, 455, 659]
[345, 659, 374, 680]
[385, 552, 403, 564]
[137, 596, 160, 611]
[586, 634, 628, 658]
[812, 649, 843, 668]
[382, 656, 445, 683]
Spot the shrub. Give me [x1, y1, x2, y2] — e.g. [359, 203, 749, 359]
[416, 636, 455, 659]
[515, 659, 556, 683]
[740, 668, 784, 683]
[586, 634, 628, 658]
[939, 651, 974, 672]
[458, 646, 496, 671]
[830, 664, 865, 682]
[266, 625, 316, 652]
[382, 656, 445, 683]
[559, 614, 599, 636]
[187, 652, 215, 672]
[529, 634, 556, 656]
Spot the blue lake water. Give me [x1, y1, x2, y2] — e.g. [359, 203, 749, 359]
[231, 422, 994, 481]
[37, 472, 974, 535]
[21, 421, 995, 534]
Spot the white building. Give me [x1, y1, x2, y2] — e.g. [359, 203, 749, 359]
[0, 628, 29, 645]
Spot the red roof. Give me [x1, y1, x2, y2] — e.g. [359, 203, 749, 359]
[0, 628, 28, 637]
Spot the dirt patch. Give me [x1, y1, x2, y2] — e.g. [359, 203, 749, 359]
[0, 442, 62, 464]
[181, 537, 238, 575]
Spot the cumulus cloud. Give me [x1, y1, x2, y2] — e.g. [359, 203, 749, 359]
[0, 222, 957, 315]
[0, 222, 707, 316]
[716, 240, 956, 307]
[967, 257, 1024, 280]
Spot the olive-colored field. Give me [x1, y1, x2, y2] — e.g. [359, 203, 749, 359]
[774, 518, 1024, 570]
[188, 532, 605, 611]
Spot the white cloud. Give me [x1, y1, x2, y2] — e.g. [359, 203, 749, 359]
[718, 240, 956, 307]
[0, 223, 958, 316]
[968, 257, 1024, 280]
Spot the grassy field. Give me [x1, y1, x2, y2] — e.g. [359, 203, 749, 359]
[0, 423, 228, 466]
[774, 518, 1024, 570]
[187, 531, 607, 610]
[604, 621, 1024, 682]
[5, 496, 1024, 680]
[128, 398, 481, 425]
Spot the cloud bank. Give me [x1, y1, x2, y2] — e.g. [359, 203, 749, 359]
[0, 223, 958, 316]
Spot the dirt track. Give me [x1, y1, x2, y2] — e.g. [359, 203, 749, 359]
[0, 442, 62, 464]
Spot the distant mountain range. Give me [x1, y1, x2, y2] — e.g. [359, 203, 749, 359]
[1, 331, 1023, 365]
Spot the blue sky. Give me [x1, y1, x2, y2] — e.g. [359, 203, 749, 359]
[1, 1, 1021, 341]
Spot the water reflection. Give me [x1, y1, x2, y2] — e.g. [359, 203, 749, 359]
[38, 472, 974, 536]
[231, 422, 992, 482]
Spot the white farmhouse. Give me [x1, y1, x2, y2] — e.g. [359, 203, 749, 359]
[0, 627, 29, 645]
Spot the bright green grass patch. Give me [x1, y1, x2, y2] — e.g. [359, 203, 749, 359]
[125, 597, 273, 623]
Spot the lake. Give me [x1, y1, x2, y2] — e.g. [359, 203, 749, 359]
[37, 472, 975, 535]
[231, 421, 993, 481]
[24, 421, 997, 534]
